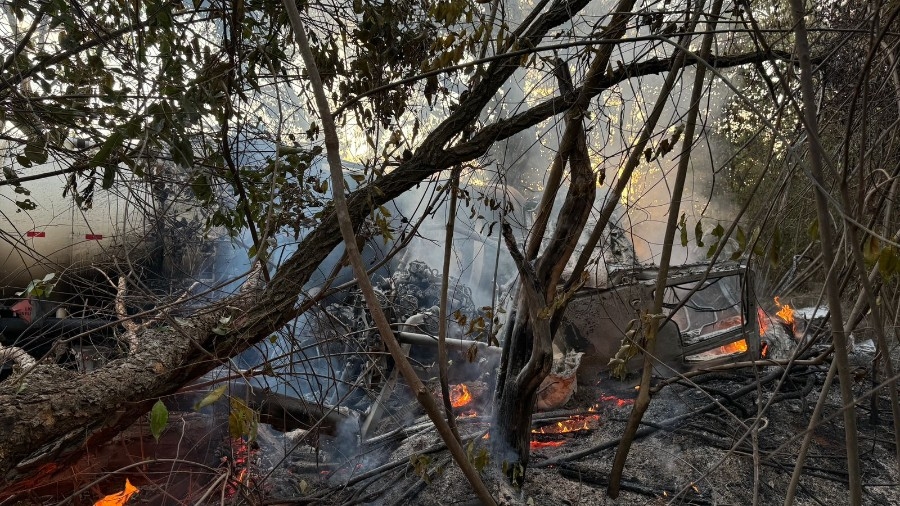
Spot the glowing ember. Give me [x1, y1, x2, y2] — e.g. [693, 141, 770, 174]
[94, 479, 138, 506]
[774, 297, 795, 328]
[600, 395, 635, 408]
[757, 307, 770, 336]
[450, 384, 473, 408]
[223, 437, 257, 498]
[532, 414, 600, 434]
[530, 440, 566, 450]
[721, 339, 748, 354]
[686, 339, 748, 362]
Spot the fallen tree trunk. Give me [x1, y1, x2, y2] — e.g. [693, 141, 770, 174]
[0, 13, 789, 495]
[0, 0, 591, 493]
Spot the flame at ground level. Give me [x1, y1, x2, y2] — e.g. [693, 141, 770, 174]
[450, 384, 473, 408]
[685, 339, 748, 362]
[758, 297, 797, 338]
[532, 414, 600, 434]
[94, 479, 138, 506]
[774, 297, 795, 327]
[720, 339, 748, 354]
[530, 440, 566, 450]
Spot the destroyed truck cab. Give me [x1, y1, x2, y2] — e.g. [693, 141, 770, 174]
[561, 262, 760, 379]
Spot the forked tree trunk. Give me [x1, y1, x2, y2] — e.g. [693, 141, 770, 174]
[491, 58, 596, 481]
[489, 2, 638, 483]
[0, 0, 782, 489]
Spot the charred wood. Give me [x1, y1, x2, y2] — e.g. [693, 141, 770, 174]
[557, 463, 714, 505]
[536, 368, 787, 467]
[388, 479, 428, 506]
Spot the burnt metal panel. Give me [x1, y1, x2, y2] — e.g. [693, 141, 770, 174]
[560, 263, 759, 380]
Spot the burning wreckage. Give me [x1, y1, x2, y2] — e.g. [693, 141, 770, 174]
[268, 254, 895, 506]
[310, 257, 766, 434]
[0, 154, 810, 503]
[0, 231, 855, 505]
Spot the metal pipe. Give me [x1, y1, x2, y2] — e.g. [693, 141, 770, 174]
[395, 331, 500, 357]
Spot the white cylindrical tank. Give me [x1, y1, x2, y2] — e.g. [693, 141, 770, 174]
[0, 143, 150, 295]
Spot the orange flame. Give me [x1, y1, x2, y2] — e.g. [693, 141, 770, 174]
[720, 339, 748, 354]
[450, 384, 473, 408]
[706, 338, 748, 358]
[94, 479, 138, 506]
[686, 338, 749, 362]
[530, 440, 566, 450]
[532, 414, 600, 434]
[774, 297, 795, 326]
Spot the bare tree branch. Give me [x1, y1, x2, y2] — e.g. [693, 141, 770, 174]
[281, 1, 496, 503]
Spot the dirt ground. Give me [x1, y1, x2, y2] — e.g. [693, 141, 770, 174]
[253, 335, 897, 506]
[32, 303, 898, 506]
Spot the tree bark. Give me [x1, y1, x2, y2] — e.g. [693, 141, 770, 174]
[0, 0, 786, 490]
[785, 0, 863, 503]
[608, 0, 722, 496]
[491, 44, 600, 482]
[282, 3, 496, 503]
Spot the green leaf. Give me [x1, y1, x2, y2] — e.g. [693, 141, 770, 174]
[751, 227, 765, 256]
[808, 219, 819, 241]
[877, 247, 898, 278]
[711, 223, 725, 238]
[15, 199, 37, 211]
[228, 397, 259, 440]
[150, 400, 169, 441]
[473, 446, 490, 472]
[194, 384, 228, 411]
[694, 221, 704, 247]
[93, 130, 125, 189]
[172, 135, 194, 168]
[190, 173, 212, 202]
[863, 235, 880, 263]
[679, 213, 687, 247]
